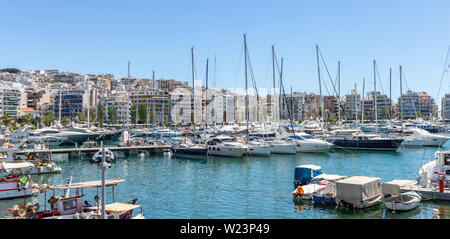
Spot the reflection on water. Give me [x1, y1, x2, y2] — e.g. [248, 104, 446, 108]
[0, 141, 449, 219]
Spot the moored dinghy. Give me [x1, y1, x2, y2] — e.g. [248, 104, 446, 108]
[382, 179, 421, 211]
[384, 191, 421, 211]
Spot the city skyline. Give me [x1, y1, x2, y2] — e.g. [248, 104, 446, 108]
[1, 0, 449, 104]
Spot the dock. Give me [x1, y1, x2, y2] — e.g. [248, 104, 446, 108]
[401, 185, 450, 201]
[15, 145, 172, 158]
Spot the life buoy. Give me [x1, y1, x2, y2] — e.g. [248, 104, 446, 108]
[296, 186, 304, 195]
[126, 140, 130, 146]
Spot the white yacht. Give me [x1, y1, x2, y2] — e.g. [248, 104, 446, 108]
[240, 139, 271, 157]
[206, 135, 246, 157]
[402, 127, 450, 147]
[269, 140, 297, 155]
[286, 133, 332, 153]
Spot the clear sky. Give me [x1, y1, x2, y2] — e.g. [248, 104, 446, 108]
[1, 0, 449, 105]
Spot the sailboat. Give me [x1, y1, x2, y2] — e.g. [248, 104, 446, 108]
[240, 34, 271, 157]
[172, 47, 208, 158]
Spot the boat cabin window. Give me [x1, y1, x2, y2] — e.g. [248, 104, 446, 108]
[220, 138, 234, 143]
[301, 135, 315, 139]
[63, 199, 77, 211]
[207, 141, 217, 145]
[445, 156, 450, 166]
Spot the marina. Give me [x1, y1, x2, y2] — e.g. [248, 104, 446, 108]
[0, 134, 450, 219]
[1, 1, 450, 224]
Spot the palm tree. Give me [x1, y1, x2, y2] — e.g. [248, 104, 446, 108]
[1, 113, 14, 128]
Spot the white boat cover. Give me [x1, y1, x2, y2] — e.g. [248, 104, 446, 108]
[0, 161, 34, 170]
[382, 180, 416, 195]
[335, 176, 382, 208]
[312, 174, 347, 182]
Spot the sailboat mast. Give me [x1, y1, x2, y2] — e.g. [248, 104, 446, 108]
[316, 45, 324, 125]
[244, 34, 249, 141]
[389, 68, 392, 124]
[354, 83, 357, 124]
[152, 71, 155, 135]
[400, 65, 403, 133]
[272, 45, 276, 123]
[205, 59, 209, 144]
[59, 85, 62, 124]
[191, 47, 196, 143]
[338, 61, 341, 126]
[373, 60, 378, 134]
[362, 77, 365, 125]
[87, 76, 90, 128]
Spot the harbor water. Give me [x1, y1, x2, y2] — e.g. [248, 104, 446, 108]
[2, 141, 450, 219]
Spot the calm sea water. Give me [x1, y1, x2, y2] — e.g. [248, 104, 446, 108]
[2, 141, 450, 219]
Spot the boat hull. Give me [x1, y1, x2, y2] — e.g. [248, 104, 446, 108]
[244, 145, 271, 157]
[207, 146, 245, 157]
[0, 182, 37, 199]
[331, 139, 404, 151]
[270, 144, 297, 154]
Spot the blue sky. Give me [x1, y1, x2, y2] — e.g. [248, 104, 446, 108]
[1, 0, 449, 104]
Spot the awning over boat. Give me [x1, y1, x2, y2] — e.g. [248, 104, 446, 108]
[312, 174, 347, 182]
[86, 202, 141, 213]
[26, 179, 125, 190]
[0, 162, 34, 170]
[382, 179, 417, 195]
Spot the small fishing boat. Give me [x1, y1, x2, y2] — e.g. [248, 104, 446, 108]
[0, 164, 38, 199]
[381, 179, 420, 211]
[6, 176, 144, 219]
[312, 174, 348, 205]
[384, 191, 421, 211]
[292, 165, 326, 200]
[91, 149, 115, 163]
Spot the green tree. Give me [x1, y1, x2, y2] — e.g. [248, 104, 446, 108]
[77, 112, 86, 122]
[108, 105, 118, 125]
[149, 109, 156, 125]
[138, 104, 148, 124]
[164, 114, 169, 126]
[62, 116, 71, 125]
[381, 107, 388, 120]
[42, 110, 56, 127]
[328, 114, 337, 123]
[97, 104, 105, 127]
[1, 113, 14, 128]
[416, 110, 422, 119]
[88, 108, 96, 123]
[131, 103, 137, 124]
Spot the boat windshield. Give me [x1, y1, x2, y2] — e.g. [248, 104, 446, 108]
[221, 138, 235, 143]
[301, 135, 315, 139]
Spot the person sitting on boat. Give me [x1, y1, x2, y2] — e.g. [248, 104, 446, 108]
[94, 195, 100, 207]
[82, 200, 96, 212]
[18, 175, 31, 190]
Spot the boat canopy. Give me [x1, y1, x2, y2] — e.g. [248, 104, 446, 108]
[0, 161, 34, 170]
[85, 202, 140, 213]
[381, 179, 416, 195]
[26, 179, 125, 190]
[294, 165, 323, 187]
